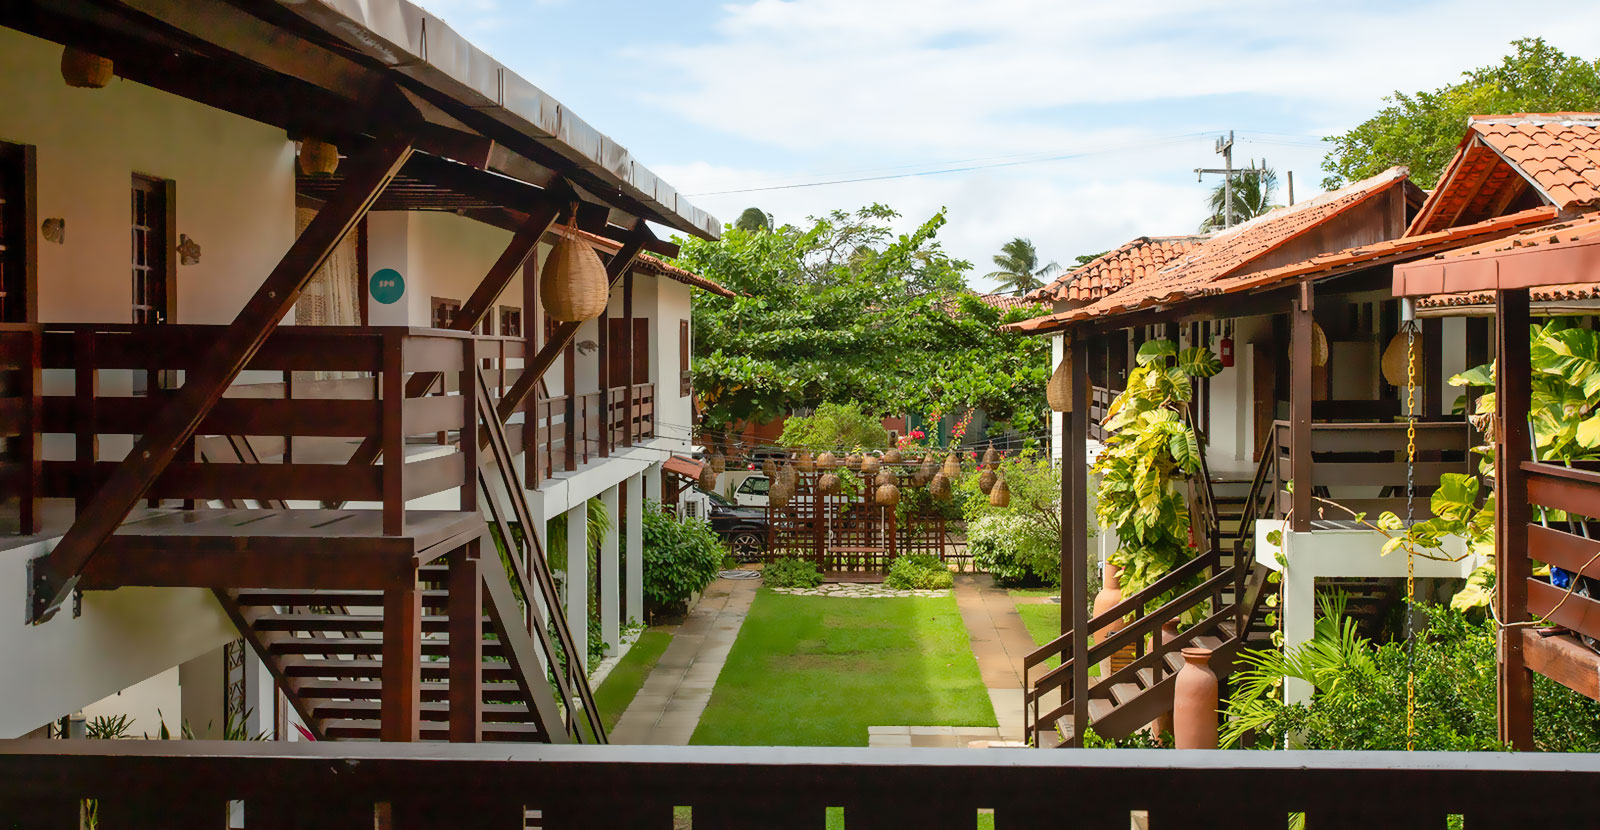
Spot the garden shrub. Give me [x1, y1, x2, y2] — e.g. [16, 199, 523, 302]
[884, 553, 953, 590]
[776, 401, 889, 452]
[762, 557, 823, 589]
[967, 512, 1059, 587]
[641, 500, 725, 616]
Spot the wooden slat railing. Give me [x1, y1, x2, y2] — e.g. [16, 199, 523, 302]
[2, 741, 1591, 827]
[0, 324, 480, 533]
[1522, 462, 1600, 648]
[1087, 384, 1119, 443]
[1271, 419, 1471, 521]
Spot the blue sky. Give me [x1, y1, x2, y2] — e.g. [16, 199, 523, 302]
[418, 0, 1600, 291]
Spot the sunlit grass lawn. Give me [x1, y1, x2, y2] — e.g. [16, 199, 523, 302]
[594, 630, 672, 733]
[689, 589, 995, 746]
[1010, 588, 1098, 677]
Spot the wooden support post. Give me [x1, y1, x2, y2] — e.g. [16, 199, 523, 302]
[30, 134, 413, 622]
[1495, 288, 1534, 750]
[460, 339, 478, 513]
[623, 269, 635, 447]
[1465, 315, 1490, 444]
[381, 331, 406, 536]
[448, 541, 483, 743]
[1422, 317, 1443, 419]
[382, 573, 423, 742]
[72, 331, 96, 518]
[1064, 333, 1090, 747]
[597, 303, 610, 458]
[1290, 286, 1313, 532]
[564, 342, 578, 471]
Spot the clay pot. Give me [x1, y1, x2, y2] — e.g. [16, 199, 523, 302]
[1152, 621, 1181, 741]
[1091, 563, 1125, 676]
[930, 472, 953, 501]
[1173, 647, 1219, 749]
[978, 468, 997, 495]
[817, 451, 837, 471]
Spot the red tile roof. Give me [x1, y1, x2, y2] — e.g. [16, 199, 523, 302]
[1395, 212, 1600, 305]
[1026, 236, 1206, 304]
[1008, 168, 1412, 333]
[1010, 205, 1558, 334]
[559, 226, 739, 298]
[1409, 114, 1600, 235]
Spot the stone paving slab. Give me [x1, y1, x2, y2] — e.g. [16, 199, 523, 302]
[953, 574, 1040, 742]
[608, 576, 758, 745]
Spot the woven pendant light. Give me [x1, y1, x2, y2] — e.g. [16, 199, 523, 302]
[988, 471, 1011, 508]
[930, 472, 953, 502]
[779, 462, 799, 490]
[1381, 330, 1423, 388]
[978, 468, 997, 495]
[861, 454, 880, 476]
[770, 478, 794, 507]
[796, 451, 815, 473]
[817, 451, 837, 471]
[540, 218, 610, 322]
[920, 456, 938, 483]
[875, 469, 896, 489]
[982, 445, 999, 468]
[1311, 322, 1329, 368]
[942, 453, 961, 479]
[884, 447, 903, 465]
[818, 473, 841, 496]
[846, 453, 862, 472]
[1047, 350, 1074, 412]
[61, 47, 113, 88]
[298, 139, 340, 176]
[698, 464, 718, 492]
[762, 458, 777, 478]
[875, 483, 901, 507]
[710, 453, 726, 474]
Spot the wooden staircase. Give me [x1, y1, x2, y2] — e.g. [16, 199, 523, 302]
[1024, 429, 1278, 747]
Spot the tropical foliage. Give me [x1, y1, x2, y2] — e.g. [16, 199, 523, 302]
[1092, 340, 1222, 596]
[676, 205, 1049, 439]
[984, 237, 1060, 294]
[1199, 162, 1280, 232]
[1322, 39, 1600, 189]
[776, 402, 889, 451]
[967, 512, 1059, 587]
[640, 500, 726, 616]
[884, 554, 954, 590]
[1222, 593, 1600, 752]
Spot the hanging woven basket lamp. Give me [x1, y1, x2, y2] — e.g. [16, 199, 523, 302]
[978, 467, 997, 495]
[61, 46, 113, 88]
[818, 473, 842, 496]
[698, 464, 718, 492]
[710, 453, 726, 474]
[875, 483, 901, 507]
[761, 458, 777, 478]
[920, 456, 938, 483]
[1381, 329, 1423, 388]
[846, 453, 862, 472]
[942, 453, 961, 479]
[817, 451, 837, 471]
[860, 454, 880, 476]
[930, 472, 953, 502]
[298, 138, 340, 176]
[770, 478, 794, 507]
[875, 469, 896, 489]
[796, 450, 815, 473]
[982, 445, 999, 468]
[884, 447, 903, 465]
[540, 214, 610, 322]
[1047, 347, 1074, 412]
[989, 471, 1011, 508]
[1311, 322, 1330, 368]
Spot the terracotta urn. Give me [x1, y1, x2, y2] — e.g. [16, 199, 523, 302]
[1091, 563, 1125, 676]
[1152, 620, 1181, 741]
[1173, 647, 1219, 749]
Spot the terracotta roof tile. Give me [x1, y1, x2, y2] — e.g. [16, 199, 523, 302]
[1008, 203, 1558, 335]
[1411, 114, 1600, 235]
[1025, 235, 1206, 304]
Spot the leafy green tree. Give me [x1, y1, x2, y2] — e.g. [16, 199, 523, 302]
[675, 205, 1045, 440]
[777, 402, 889, 451]
[1199, 163, 1280, 232]
[1322, 38, 1600, 189]
[984, 237, 1060, 294]
[734, 207, 772, 232]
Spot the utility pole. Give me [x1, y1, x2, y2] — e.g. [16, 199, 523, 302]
[1194, 131, 1261, 229]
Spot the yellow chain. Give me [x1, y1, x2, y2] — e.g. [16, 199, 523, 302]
[1405, 325, 1417, 752]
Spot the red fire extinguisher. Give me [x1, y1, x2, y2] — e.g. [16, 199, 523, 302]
[1218, 321, 1235, 368]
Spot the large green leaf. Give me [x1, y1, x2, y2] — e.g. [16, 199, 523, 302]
[1178, 346, 1224, 379]
[1135, 339, 1176, 366]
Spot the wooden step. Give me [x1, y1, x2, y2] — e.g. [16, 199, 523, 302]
[293, 679, 527, 703]
[235, 589, 450, 608]
[251, 613, 490, 634]
[1087, 697, 1113, 723]
[309, 700, 534, 723]
[269, 637, 504, 658]
[1109, 682, 1142, 705]
[320, 720, 548, 742]
[279, 657, 517, 681]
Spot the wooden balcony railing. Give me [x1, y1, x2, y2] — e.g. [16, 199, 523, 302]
[1087, 384, 1118, 443]
[524, 383, 655, 485]
[1517, 460, 1600, 697]
[1, 740, 1592, 827]
[1271, 418, 1471, 530]
[0, 324, 484, 534]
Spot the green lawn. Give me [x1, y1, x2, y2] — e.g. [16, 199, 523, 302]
[690, 589, 995, 746]
[1009, 590, 1097, 677]
[594, 630, 672, 732]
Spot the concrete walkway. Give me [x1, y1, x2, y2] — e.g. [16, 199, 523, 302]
[951, 573, 1040, 743]
[607, 574, 758, 745]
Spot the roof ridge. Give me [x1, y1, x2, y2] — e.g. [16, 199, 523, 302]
[1469, 112, 1600, 126]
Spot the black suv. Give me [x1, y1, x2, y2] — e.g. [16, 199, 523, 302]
[698, 488, 769, 562]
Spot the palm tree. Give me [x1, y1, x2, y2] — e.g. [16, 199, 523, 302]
[735, 207, 773, 233]
[1200, 162, 1281, 232]
[983, 237, 1060, 294]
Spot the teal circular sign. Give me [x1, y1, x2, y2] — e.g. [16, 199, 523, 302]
[369, 268, 404, 305]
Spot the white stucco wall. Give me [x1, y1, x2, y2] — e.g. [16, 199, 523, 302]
[0, 28, 296, 326]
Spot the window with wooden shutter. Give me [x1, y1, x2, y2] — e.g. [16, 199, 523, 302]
[431, 297, 461, 330]
[499, 306, 522, 338]
[131, 174, 172, 325]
